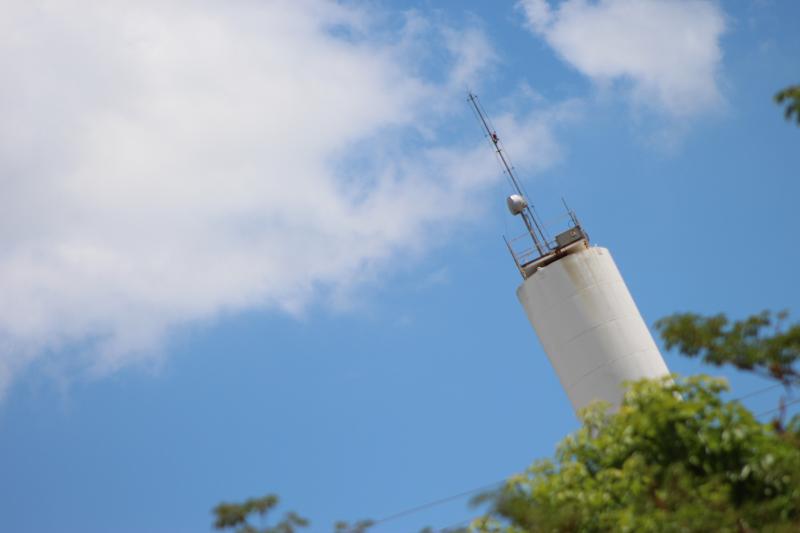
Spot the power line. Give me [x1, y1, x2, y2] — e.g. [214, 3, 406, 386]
[755, 396, 800, 418]
[732, 382, 783, 401]
[370, 480, 503, 529]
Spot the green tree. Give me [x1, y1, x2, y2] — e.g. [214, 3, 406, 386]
[656, 310, 799, 427]
[655, 310, 799, 386]
[474, 376, 800, 533]
[334, 520, 376, 533]
[213, 494, 309, 533]
[775, 85, 800, 124]
[212, 494, 375, 533]
[473, 311, 800, 532]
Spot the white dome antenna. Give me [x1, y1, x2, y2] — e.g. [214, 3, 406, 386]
[506, 194, 528, 216]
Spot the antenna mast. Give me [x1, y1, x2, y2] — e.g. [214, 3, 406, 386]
[467, 92, 549, 256]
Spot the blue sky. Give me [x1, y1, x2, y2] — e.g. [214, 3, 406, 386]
[0, 1, 798, 531]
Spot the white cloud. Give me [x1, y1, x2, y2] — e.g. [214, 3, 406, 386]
[0, 1, 569, 397]
[518, 0, 726, 117]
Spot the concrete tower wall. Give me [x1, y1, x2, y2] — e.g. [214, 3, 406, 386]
[516, 245, 669, 413]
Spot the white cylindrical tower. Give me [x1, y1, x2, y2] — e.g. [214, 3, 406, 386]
[466, 91, 668, 414]
[516, 243, 669, 413]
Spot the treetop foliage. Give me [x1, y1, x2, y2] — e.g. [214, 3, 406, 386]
[213, 494, 374, 533]
[655, 310, 799, 387]
[213, 494, 309, 533]
[775, 85, 800, 124]
[474, 375, 800, 532]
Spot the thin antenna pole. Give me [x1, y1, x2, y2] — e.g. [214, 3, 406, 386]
[468, 92, 549, 256]
[468, 93, 523, 197]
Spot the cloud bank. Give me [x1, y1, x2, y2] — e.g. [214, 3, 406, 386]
[0, 1, 569, 396]
[518, 0, 726, 117]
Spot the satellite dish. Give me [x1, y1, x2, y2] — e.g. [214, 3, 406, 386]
[506, 194, 527, 216]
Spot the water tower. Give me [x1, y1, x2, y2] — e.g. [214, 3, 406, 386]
[469, 94, 669, 413]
